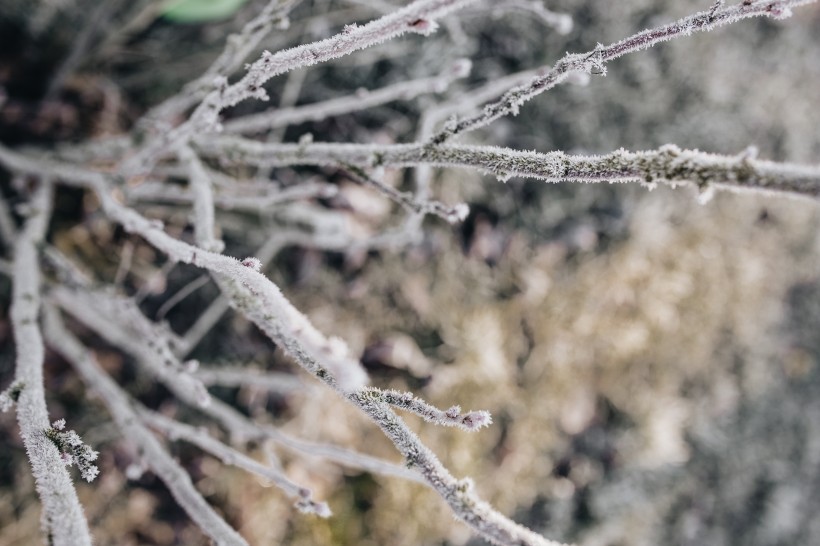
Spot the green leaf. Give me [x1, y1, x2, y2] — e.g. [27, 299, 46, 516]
[161, 0, 249, 24]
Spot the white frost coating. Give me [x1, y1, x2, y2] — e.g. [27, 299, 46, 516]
[0, 146, 570, 545]
[142, 0, 300, 125]
[0, 145, 370, 392]
[178, 145, 222, 252]
[9, 183, 93, 546]
[42, 308, 249, 546]
[368, 388, 492, 431]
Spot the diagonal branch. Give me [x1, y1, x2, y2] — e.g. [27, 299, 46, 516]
[429, 0, 819, 143]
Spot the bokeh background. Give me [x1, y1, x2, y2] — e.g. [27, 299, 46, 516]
[2, 1, 820, 544]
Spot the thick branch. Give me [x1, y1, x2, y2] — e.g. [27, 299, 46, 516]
[197, 139, 820, 199]
[8, 183, 93, 546]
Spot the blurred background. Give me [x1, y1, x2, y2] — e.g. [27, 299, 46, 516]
[2, 0, 820, 544]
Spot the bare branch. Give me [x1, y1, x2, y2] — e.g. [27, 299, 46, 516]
[342, 164, 469, 224]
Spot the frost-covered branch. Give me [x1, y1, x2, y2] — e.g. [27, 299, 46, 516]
[42, 307, 249, 546]
[430, 0, 819, 143]
[348, 390, 567, 546]
[128, 177, 338, 212]
[51, 286, 213, 408]
[6, 182, 93, 546]
[44, 419, 99, 483]
[141, 409, 331, 517]
[198, 139, 820, 199]
[222, 58, 472, 134]
[120, 0, 479, 176]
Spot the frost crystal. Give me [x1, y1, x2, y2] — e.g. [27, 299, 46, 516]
[241, 257, 262, 271]
[45, 420, 100, 483]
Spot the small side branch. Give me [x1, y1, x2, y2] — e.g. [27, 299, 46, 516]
[363, 387, 492, 431]
[342, 164, 469, 224]
[222, 59, 471, 134]
[141, 409, 331, 517]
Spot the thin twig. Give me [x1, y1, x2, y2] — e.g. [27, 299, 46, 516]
[429, 0, 818, 143]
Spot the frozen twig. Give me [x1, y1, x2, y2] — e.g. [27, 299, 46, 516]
[222, 58, 472, 134]
[156, 274, 211, 320]
[120, 0, 479, 177]
[342, 164, 469, 224]
[44, 419, 99, 483]
[42, 307, 249, 546]
[46, 283, 422, 485]
[366, 387, 492, 431]
[347, 391, 568, 546]
[51, 287, 213, 408]
[197, 139, 820, 199]
[429, 0, 819, 143]
[141, 409, 331, 517]
[6, 182, 93, 546]
[127, 177, 338, 212]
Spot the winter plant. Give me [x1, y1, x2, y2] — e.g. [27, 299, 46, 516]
[1, 0, 819, 545]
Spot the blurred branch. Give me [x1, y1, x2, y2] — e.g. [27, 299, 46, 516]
[141, 409, 331, 517]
